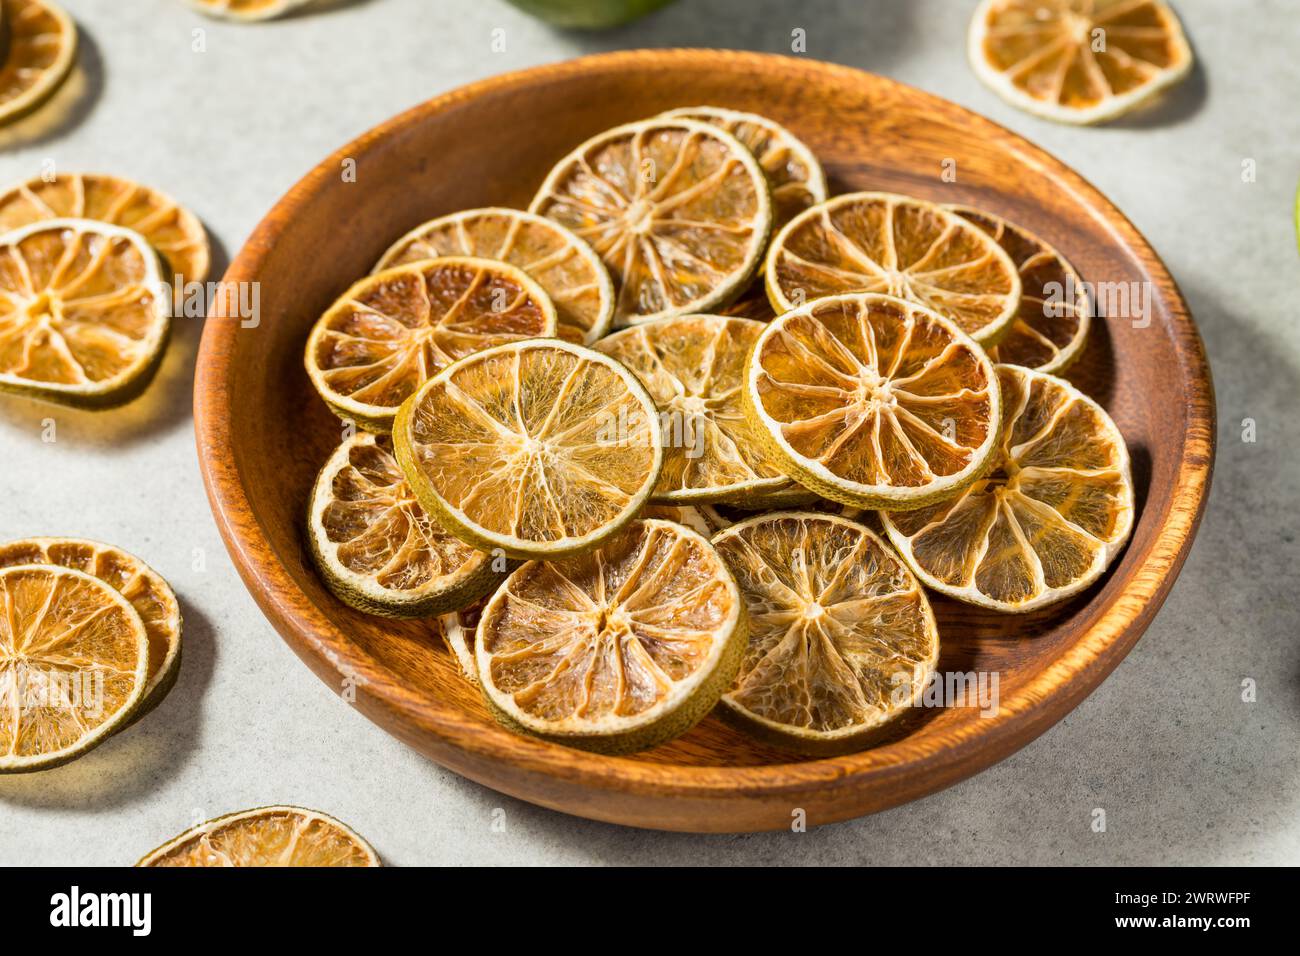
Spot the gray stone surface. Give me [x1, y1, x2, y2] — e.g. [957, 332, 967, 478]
[0, 0, 1296, 866]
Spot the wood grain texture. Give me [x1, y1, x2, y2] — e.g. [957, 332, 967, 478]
[193, 50, 1215, 832]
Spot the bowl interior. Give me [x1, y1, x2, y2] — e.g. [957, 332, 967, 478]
[198, 51, 1211, 825]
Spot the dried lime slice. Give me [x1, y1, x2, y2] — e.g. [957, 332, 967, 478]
[0, 172, 210, 301]
[0, 0, 76, 126]
[393, 339, 663, 559]
[766, 191, 1022, 344]
[0, 537, 181, 718]
[304, 256, 557, 432]
[743, 292, 1002, 510]
[307, 431, 502, 617]
[660, 106, 827, 229]
[0, 564, 149, 772]
[596, 314, 806, 504]
[947, 205, 1090, 372]
[881, 364, 1134, 612]
[968, 0, 1193, 125]
[640, 502, 718, 537]
[712, 511, 938, 754]
[437, 596, 487, 683]
[476, 518, 745, 753]
[531, 118, 771, 327]
[138, 806, 379, 866]
[696, 497, 865, 535]
[0, 218, 171, 409]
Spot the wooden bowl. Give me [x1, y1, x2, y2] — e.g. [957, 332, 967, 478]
[194, 50, 1214, 832]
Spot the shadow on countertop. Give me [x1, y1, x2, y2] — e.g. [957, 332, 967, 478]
[0, 598, 216, 813]
[0, 22, 103, 151]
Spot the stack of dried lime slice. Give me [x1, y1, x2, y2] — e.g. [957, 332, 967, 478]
[301, 105, 1134, 756]
[0, 171, 210, 409]
[0, 538, 183, 772]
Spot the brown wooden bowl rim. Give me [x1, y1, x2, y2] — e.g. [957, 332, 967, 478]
[193, 49, 1215, 828]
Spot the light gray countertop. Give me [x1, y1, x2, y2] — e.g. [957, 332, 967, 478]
[1, 0, 1296, 866]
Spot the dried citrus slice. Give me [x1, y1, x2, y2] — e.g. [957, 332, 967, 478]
[530, 118, 771, 327]
[882, 364, 1133, 612]
[0, 218, 171, 409]
[0, 173, 210, 300]
[137, 806, 379, 867]
[948, 205, 1090, 373]
[660, 106, 827, 229]
[595, 314, 807, 505]
[0, 564, 149, 772]
[744, 292, 1002, 510]
[0, 538, 181, 718]
[711, 511, 938, 755]
[436, 505, 737, 682]
[476, 518, 744, 753]
[0, 0, 76, 127]
[186, 0, 315, 21]
[307, 431, 502, 617]
[374, 208, 613, 345]
[968, 0, 1193, 125]
[394, 339, 663, 559]
[766, 192, 1021, 344]
[304, 256, 557, 432]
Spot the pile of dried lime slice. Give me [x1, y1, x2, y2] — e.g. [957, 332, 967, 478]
[0, 171, 210, 409]
[0, 537, 183, 772]
[301, 105, 1133, 756]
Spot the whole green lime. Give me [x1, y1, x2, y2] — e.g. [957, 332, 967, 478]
[505, 0, 678, 29]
